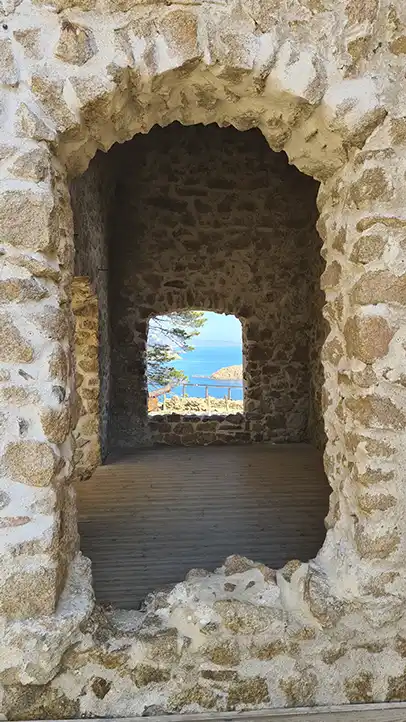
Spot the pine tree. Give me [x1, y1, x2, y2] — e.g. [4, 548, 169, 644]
[147, 311, 206, 388]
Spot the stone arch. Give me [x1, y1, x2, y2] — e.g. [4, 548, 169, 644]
[2, 0, 406, 712]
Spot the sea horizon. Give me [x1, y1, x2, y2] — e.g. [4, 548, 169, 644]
[151, 342, 244, 401]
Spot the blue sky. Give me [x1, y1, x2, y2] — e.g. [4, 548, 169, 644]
[197, 312, 242, 343]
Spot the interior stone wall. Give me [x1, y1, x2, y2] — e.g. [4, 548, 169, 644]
[71, 277, 101, 481]
[308, 243, 328, 449]
[69, 154, 114, 460]
[108, 123, 323, 450]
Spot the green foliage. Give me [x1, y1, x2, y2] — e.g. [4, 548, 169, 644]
[147, 311, 206, 388]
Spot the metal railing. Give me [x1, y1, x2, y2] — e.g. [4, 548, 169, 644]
[148, 382, 243, 413]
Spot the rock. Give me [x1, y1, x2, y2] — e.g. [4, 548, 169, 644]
[168, 685, 217, 711]
[211, 365, 243, 380]
[304, 568, 346, 627]
[55, 21, 97, 66]
[0, 312, 33, 363]
[40, 405, 71, 444]
[214, 599, 279, 633]
[205, 640, 241, 666]
[0, 187, 54, 252]
[345, 395, 406, 430]
[2, 441, 57, 487]
[0, 37, 18, 86]
[344, 315, 394, 363]
[227, 677, 269, 709]
[0, 278, 48, 303]
[351, 271, 406, 305]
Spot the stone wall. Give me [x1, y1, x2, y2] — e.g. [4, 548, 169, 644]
[3, 0, 406, 715]
[70, 154, 114, 460]
[150, 413, 250, 446]
[108, 124, 323, 450]
[71, 277, 100, 481]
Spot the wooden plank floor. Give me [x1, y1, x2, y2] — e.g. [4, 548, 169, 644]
[76, 443, 329, 609]
[40, 704, 406, 722]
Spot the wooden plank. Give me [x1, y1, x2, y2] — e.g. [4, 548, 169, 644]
[76, 445, 328, 608]
[25, 702, 406, 722]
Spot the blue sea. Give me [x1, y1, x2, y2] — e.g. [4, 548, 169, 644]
[162, 344, 243, 401]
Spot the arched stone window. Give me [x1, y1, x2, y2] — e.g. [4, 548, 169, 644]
[1, 1, 405, 716]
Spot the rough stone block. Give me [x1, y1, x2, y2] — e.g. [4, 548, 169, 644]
[0, 187, 54, 252]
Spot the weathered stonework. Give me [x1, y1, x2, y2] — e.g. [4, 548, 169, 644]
[1, 0, 406, 716]
[72, 124, 323, 450]
[71, 277, 101, 481]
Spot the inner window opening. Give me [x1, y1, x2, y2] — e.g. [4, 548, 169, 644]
[70, 122, 329, 609]
[147, 311, 244, 416]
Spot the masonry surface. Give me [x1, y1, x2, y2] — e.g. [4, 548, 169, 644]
[2, 0, 406, 717]
[71, 123, 325, 451]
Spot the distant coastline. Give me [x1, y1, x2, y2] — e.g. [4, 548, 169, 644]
[211, 364, 243, 380]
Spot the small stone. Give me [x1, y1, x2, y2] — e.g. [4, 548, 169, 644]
[132, 663, 170, 687]
[227, 678, 269, 709]
[35, 306, 67, 341]
[350, 234, 385, 263]
[0, 312, 33, 363]
[55, 21, 97, 66]
[0, 516, 30, 528]
[390, 36, 406, 55]
[159, 10, 200, 61]
[168, 685, 217, 712]
[364, 438, 395, 457]
[355, 522, 400, 559]
[320, 260, 341, 289]
[0, 491, 11, 510]
[48, 345, 69, 383]
[346, 0, 378, 24]
[40, 405, 71, 444]
[355, 467, 394, 486]
[304, 568, 346, 627]
[345, 395, 406, 430]
[358, 492, 396, 513]
[206, 640, 241, 666]
[141, 628, 180, 663]
[3, 440, 56, 487]
[280, 559, 302, 582]
[0, 566, 58, 618]
[345, 315, 394, 363]
[91, 677, 111, 699]
[214, 599, 278, 633]
[387, 667, 406, 701]
[3, 682, 79, 718]
[323, 77, 387, 147]
[0, 278, 48, 303]
[390, 118, 406, 145]
[13, 28, 42, 59]
[251, 639, 287, 659]
[0, 188, 54, 251]
[0, 385, 40, 405]
[30, 74, 77, 133]
[280, 671, 318, 707]
[322, 646, 346, 665]
[9, 148, 50, 182]
[332, 227, 346, 253]
[349, 168, 392, 208]
[322, 337, 344, 365]
[6, 253, 60, 281]
[15, 103, 56, 142]
[351, 271, 406, 305]
[0, 37, 18, 85]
